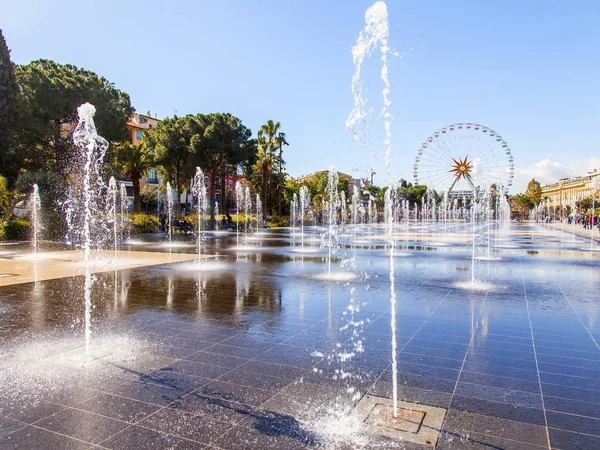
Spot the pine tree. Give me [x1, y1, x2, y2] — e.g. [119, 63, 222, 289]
[0, 29, 18, 184]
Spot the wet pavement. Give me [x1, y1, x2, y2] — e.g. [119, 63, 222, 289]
[0, 222, 599, 449]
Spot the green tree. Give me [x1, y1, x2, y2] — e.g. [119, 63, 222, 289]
[399, 184, 428, 205]
[511, 193, 534, 220]
[251, 136, 275, 219]
[115, 141, 153, 213]
[14, 59, 133, 177]
[144, 116, 196, 212]
[190, 113, 254, 224]
[0, 30, 18, 184]
[0, 30, 21, 184]
[257, 120, 287, 217]
[525, 178, 543, 205]
[0, 175, 10, 219]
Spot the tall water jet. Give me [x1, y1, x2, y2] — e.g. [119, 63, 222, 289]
[235, 181, 244, 247]
[30, 184, 41, 257]
[108, 177, 118, 259]
[192, 167, 207, 262]
[166, 182, 174, 244]
[300, 186, 310, 248]
[325, 167, 339, 277]
[72, 103, 109, 353]
[256, 194, 262, 231]
[347, 0, 398, 416]
[119, 182, 129, 244]
[245, 186, 251, 234]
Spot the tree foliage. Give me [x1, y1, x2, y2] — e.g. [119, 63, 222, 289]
[525, 178, 543, 205]
[144, 115, 196, 206]
[0, 30, 19, 184]
[190, 113, 254, 221]
[115, 141, 154, 213]
[511, 193, 534, 220]
[14, 59, 133, 177]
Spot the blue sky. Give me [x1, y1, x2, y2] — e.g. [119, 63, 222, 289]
[3, 0, 599, 193]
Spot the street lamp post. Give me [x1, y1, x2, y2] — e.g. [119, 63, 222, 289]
[277, 132, 289, 221]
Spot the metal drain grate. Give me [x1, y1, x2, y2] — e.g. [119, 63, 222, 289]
[355, 395, 446, 446]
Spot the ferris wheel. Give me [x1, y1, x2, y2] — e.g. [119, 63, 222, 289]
[413, 123, 514, 195]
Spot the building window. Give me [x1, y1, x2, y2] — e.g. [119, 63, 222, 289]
[136, 130, 143, 141]
[140, 117, 148, 124]
[148, 169, 158, 184]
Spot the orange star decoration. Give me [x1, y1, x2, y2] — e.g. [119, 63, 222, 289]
[449, 156, 473, 181]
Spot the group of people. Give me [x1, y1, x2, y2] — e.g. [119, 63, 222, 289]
[158, 212, 235, 234]
[544, 215, 600, 231]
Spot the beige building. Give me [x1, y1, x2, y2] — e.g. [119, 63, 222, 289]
[541, 168, 600, 208]
[127, 112, 162, 187]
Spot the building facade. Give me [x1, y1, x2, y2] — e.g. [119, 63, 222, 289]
[541, 168, 600, 208]
[127, 112, 162, 187]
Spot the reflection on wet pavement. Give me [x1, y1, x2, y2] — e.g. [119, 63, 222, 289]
[0, 222, 599, 449]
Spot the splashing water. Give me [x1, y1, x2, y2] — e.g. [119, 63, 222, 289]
[347, 1, 399, 416]
[30, 184, 41, 257]
[192, 167, 207, 263]
[107, 177, 118, 259]
[72, 103, 109, 353]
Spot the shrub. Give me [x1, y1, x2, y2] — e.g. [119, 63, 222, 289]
[2, 218, 30, 241]
[129, 213, 158, 234]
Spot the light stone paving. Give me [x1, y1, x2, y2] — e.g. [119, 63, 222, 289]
[0, 250, 203, 286]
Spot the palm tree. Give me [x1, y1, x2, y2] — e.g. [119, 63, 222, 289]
[257, 121, 287, 218]
[115, 141, 154, 213]
[254, 136, 274, 219]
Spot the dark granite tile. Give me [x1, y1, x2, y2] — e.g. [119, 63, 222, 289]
[261, 382, 356, 422]
[542, 383, 600, 405]
[254, 347, 316, 369]
[140, 368, 212, 392]
[463, 360, 539, 382]
[169, 360, 232, 379]
[549, 427, 600, 450]
[195, 380, 275, 407]
[539, 362, 600, 379]
[437, 429, 547, 450]
[237, 360, 306, 380]
[147, 345, 199, 359]
[203, 343, 266, 359]
[455, 382, 543, 409]
[442, 409, 548, 446]
[545, 396, 600, 419]
[0, 417, 25, 438]
[138, 407, 232, 444]
[466, 352, 538, 371]
[108, 380, 190, 406]
[541, 372, 600, 391]
[172, 394, 255, 424]
[450, 396, 546, 426]
[537, 354, 600, 370]
[397, 352, 465, 369]
[379, 371, 456, 393]
[99, 425, 205, 449]
[218, 368, 293, 393]
[367, 381, 452, 409]
[185, 350, 249, 369]
[460, 371, 541, 394]
[1, 401, 66, 423]
[536, 346, 600, 361]
[76, 392, 161, 423]
[35, 407, 128, 444]
[0, 425, 92, 449]
[214, 422, 317, 450]
[547, 410, 600, 437]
